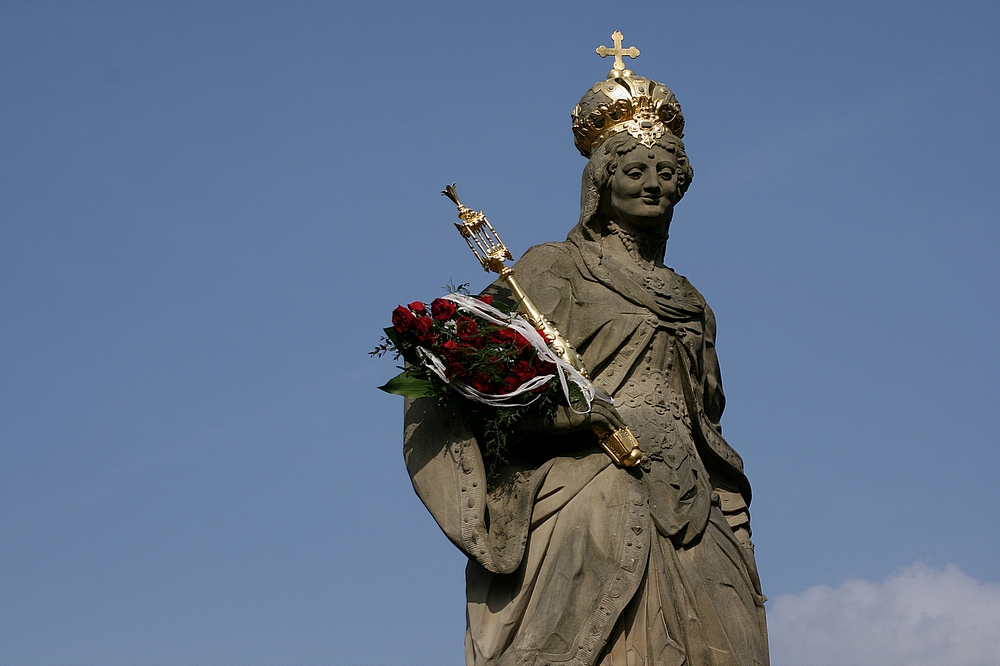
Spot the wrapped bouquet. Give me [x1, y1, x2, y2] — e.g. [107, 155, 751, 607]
[372, 291, 598, 471]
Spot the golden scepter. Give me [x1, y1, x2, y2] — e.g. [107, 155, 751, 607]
[443, 184, 642, 467]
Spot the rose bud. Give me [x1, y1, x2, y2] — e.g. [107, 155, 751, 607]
[431, 298, 457, 321]
[392, 305, 417, 333]
[470, 376, 493, 394]
[498, 376, 521, 394]
[456, 316, 479, 341]
[513, 359, 536, 382]
[439, 339, 460, 359]
[444, 362, 468, 380]
[413, 316, 436, 343]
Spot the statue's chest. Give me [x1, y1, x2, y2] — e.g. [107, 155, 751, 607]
[613, 329, 713, 541]
[615, 329, 693, 458]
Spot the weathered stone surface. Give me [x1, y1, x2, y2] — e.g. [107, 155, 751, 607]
[404, 75, 769, 666]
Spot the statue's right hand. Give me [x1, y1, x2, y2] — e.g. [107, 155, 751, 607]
[520, 399, 627, 437]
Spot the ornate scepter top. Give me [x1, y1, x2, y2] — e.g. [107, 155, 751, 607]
[442, 184, 514, 277]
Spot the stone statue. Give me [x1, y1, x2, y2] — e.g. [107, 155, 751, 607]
[403, 33, 769, 666]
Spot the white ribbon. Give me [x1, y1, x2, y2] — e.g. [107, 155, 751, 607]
[413, 293, 606, 412]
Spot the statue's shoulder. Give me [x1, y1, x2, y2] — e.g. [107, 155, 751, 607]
[480, 242, 576, 306]
[663, 266, 709, 310]
[515, 241, 577, 276]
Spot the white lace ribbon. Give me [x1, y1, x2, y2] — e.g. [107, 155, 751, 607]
[413, 293, 605, 412]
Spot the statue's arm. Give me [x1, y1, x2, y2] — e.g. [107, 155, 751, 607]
[499, 243, 580, 327]
[699, 304, 757, 543]
[403, 397, 487, 553]
[701, 303, 727, 429]
[403, 396, 550, 575]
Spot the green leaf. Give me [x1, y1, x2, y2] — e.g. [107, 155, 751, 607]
[378, 372, 441, 398]
[383, 326, 402, 346]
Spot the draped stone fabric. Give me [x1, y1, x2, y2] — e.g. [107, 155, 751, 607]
[403, 232, 769, 666]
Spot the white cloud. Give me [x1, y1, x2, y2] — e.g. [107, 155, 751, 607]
[767, 563, 1000, 666]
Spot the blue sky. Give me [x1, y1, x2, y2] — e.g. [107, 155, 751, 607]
[1, 2, 998, 665]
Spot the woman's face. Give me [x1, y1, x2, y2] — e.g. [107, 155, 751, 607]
[608, 144, 679, 232]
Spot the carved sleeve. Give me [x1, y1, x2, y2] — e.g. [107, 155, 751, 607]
[701, 303, 726, 429]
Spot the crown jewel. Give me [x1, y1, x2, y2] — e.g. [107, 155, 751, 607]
[572, 31, 685, 158]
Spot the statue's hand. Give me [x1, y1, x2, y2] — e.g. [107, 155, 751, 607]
[520, 399, 627, 437]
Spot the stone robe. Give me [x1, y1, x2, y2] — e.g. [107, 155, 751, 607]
[404, 231, 769, 666]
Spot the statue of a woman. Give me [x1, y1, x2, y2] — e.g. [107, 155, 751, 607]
[404, 43, 769, 666]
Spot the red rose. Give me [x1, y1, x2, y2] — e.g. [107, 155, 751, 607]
[430, 298, 457, 321]
[533, 359, 557, 376]
[498, 376, 521, 394]
[470, 374, 493, 394]
[536, 329, 553, 343]
[413, 316, 436, 343]
[512, 332, 531, 353]
[477, 294, 493, 306]
[392, 305, 417, 333]
[408, 301, 426, 314]
[455, 316, 479, 342]
[444, 362, 468, 380]
[438, 339, 460, 359]
[512, 359, 537, 382]
[488, 327, 519, 346]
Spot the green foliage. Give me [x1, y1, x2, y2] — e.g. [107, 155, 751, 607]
[473, 387, 560, 481]
[444, 281, 471, 296]
[378, 372, 442, 398]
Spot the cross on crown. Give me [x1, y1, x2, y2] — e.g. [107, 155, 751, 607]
[596, 30, 639, 73]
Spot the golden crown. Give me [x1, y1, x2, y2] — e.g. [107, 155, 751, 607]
[572, 31, 685, 158]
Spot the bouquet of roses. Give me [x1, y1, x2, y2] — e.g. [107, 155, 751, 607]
[372, 291, 596, 472]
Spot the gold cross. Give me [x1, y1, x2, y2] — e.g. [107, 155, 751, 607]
[596, 30, 639, 71]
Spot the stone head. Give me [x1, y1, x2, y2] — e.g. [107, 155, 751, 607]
[579, 132, 694, 234]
